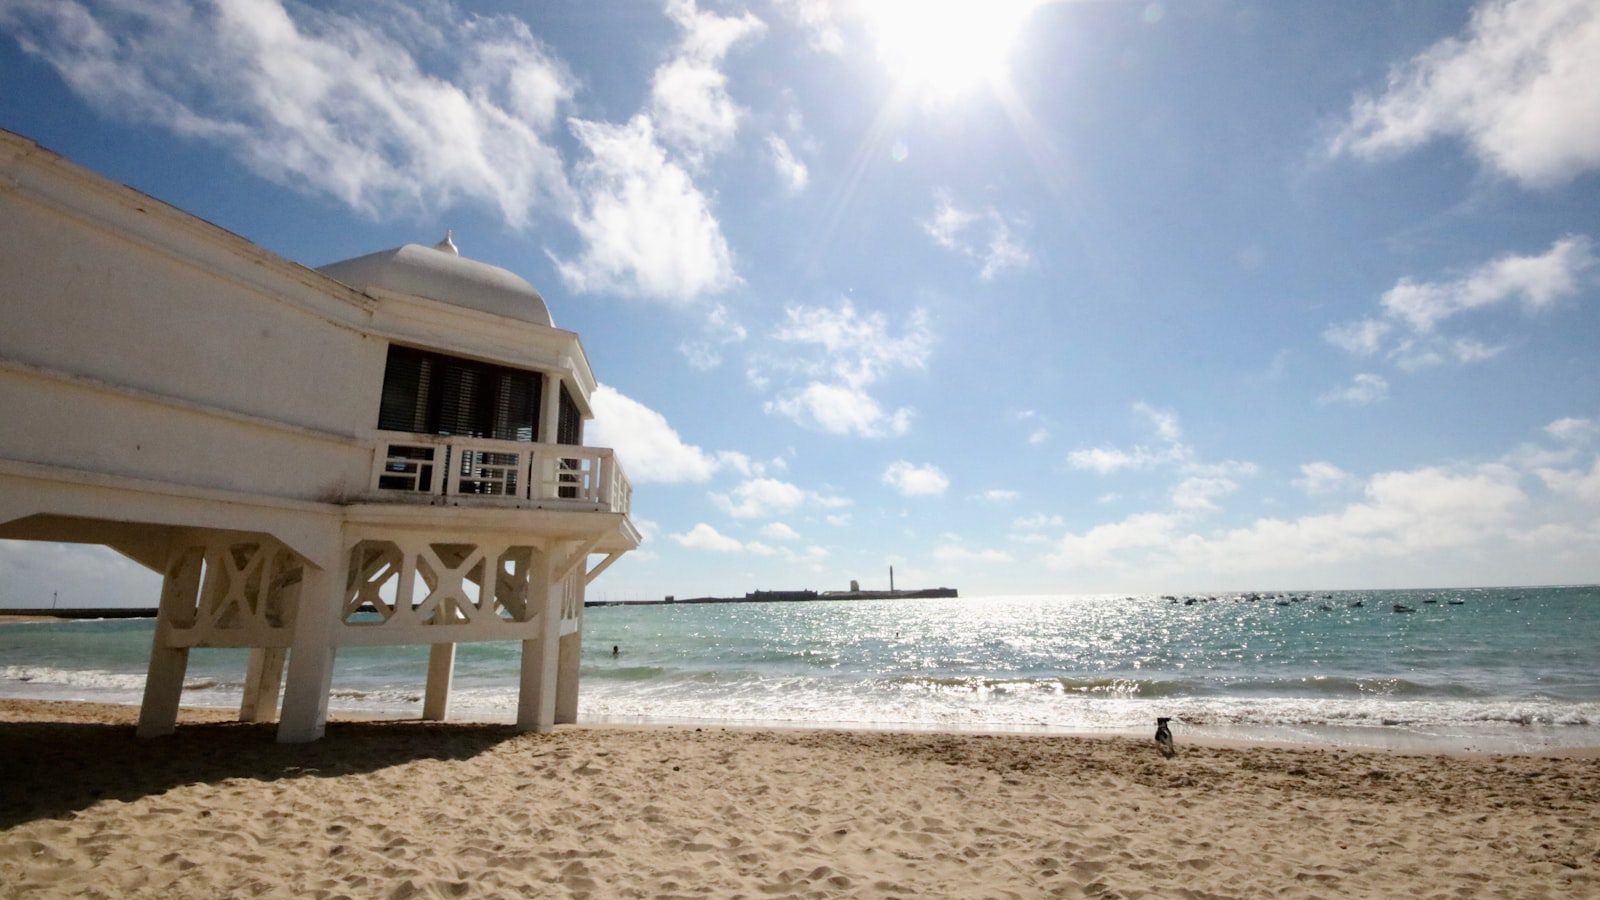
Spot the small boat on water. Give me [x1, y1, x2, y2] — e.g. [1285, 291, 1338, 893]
[1393, 603, 1416, 613]
[1447, 600, 1465, 606]
[1349, 600, 1364, 608]
[1423, 599, 1438, 604]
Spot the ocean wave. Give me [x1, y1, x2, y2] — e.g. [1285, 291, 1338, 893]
[887, 675, 1192, 698]
[329, 687, 423, 704]
[577, 679, 1600, 735]
[581, 665, 669, 682]
[871, 673, 1491, 701]
[1217, 675, 1489, 699]
[0, 664, 235, 693]
[2, 665, 143, 691]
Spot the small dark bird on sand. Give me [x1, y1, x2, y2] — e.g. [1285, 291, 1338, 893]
[1155, 717, 1175, 758]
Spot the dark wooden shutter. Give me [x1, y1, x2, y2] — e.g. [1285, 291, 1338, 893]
[557, 383, 582, 445]
[492, 370, 539, 441]
[378, 345, 543, 442]
[377, 345, 432, 433]
[556, 383, 583, 498]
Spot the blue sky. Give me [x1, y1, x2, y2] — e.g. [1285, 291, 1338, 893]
[2, 0, 1598, 604]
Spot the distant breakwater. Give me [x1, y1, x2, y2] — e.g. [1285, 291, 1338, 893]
[1, 608, 156, 619]
[586, 588, 958, 608]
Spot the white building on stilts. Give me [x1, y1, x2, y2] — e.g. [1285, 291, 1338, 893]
[0, 130, 639, 742]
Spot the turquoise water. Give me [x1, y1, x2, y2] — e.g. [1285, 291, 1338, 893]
[3, 587, 1597, 751]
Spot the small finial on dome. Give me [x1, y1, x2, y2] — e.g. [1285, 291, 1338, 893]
[435, 229, 459, 255]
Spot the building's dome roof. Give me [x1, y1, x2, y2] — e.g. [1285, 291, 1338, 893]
[317, 234, 552, 327]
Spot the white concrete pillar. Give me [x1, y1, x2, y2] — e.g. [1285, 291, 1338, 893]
[538, 373, 562, 444]
[136, 641, 190, 738]
[422, 643, 456, 721]
[137, 542, 201, 739]
[277, 561, 340, 743]
[239, 647, 287, 724]
[555, 628, 582, 724]
[516, 544, 561, 732]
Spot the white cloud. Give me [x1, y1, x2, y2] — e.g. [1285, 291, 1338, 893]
[1171, 476, 1238, 512]
[1065, 404, 1258, 528]
[1184, 459, 1260, 479]
[1067, 445, 1174, 474]
[1027, 428, 1050, 447]
[1329, 0, 1600, 187]
[1535, 455, 1600, 503]
[1065, 403, 1243, 477]
[760, 302, 933, 438]
[671, 522, 774, 555]
[650, 0, 765, 163]
[782, 544, 831, 564]
[588, 384, 722, 483]
[1546, 417, 1598, 443]
[1134, 402, 1183, 443]
[766, 382, 912, 438]
[1046, 464, 1530, 574]
[678, 303, 748, 370]
[824, 513, 852, 527]
[760, 522, 801, 541]
[712, 477, 806, 519]
[1326, 236, 1595, 375]
[933, 544, 1013, 564]
[1293, 461, 1356, 495]
[977, 489, 1020, 503]
[771, 302, 935, 386]
[1446, 337, 1507, 365]
[555, 115, 738, 302]
[1379, 236, 1595, 333]
[1045, 512, 1182, 570]
[710, 477, 848, 519]
[1012, 513, 1064, 530]
[1323, 319, 1391, 356]
[713, 450, 784, 479]
[774, 0, 844, 55]
[766, 135, 809, 194]
[0, 0, 574, 227]
[1318, 373, 1389, 406]
[882, 461, 949, 497]
[921, 189, 1030, 279]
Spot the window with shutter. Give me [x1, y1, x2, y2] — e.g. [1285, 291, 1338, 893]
[377, 344, 542, 441]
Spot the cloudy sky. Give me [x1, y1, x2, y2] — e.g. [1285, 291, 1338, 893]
[2, 0, 1598, 604]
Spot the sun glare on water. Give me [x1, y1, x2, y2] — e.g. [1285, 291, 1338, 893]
[861, 0, 1041, 101]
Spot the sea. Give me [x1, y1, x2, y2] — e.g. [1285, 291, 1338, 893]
[3, 586, 1597, 753]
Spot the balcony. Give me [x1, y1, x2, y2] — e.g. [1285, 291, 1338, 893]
[369, 434, 631, 514]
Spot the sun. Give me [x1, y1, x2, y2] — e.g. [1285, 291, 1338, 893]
[859, 0, 1041, 101]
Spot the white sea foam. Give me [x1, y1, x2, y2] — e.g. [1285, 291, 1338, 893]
[2, 665, 151, 692]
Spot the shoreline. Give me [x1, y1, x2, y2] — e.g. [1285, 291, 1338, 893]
[2, 698, 1595, 897]
[2, 696, 1596, 758]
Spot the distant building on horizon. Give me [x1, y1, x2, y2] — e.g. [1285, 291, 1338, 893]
[0, 129, 639, 742]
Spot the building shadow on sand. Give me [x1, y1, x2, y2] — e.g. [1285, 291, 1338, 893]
[0, 717, 529, 828]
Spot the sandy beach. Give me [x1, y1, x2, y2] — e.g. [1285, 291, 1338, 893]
[0, 700, 1595, 898]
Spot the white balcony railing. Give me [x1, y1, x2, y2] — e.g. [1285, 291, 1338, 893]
[370, 434, 631, 514]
